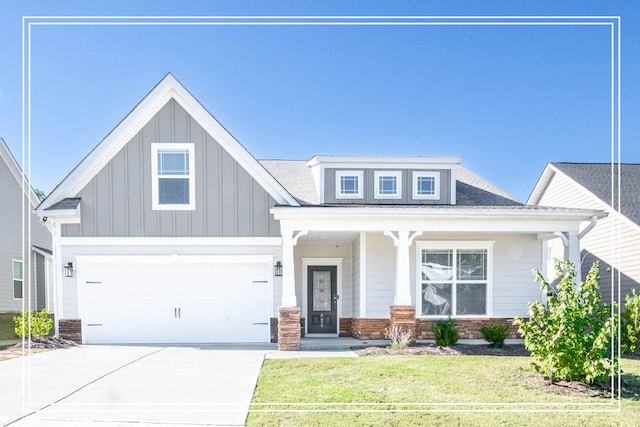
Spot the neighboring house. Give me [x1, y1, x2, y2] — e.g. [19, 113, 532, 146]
[0, 138, 53, 314]
[529, 162, 640, 307]
[35, 74, 605, 349]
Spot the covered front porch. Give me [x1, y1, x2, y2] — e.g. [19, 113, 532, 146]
[271, 206, 600, 350]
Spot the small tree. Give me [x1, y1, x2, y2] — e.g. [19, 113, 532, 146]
[515, 260, 617, 384]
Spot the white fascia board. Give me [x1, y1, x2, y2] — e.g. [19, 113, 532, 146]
[527, 163, 556, 205]
[307, 155, 462, 170]
[40, 74, 299, 211]
[58, 236, 283, 246]
[39, 205, 81, 224]
[271, 206, 606, 222]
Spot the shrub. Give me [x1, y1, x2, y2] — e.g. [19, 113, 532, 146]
[14, 309, 53, 338]
[385, 324, 412, 350]
[431, 318, 459, 347]
[515, 260, 617, 384]
[622, 289, 640, 354]
[481, 323, 509, 348]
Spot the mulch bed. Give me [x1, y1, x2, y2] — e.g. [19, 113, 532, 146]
[353, 343, 530, 357]
[0, 337, 78, 360]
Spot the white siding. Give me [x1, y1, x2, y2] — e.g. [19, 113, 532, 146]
[363, 232, 544, 319]
[352, 235, 361, 318]
[293, 242, 353, 318]
[537, 171, 640, 306]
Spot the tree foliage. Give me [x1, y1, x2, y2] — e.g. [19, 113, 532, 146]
[622, 289, 640, 354]
[515, 260, 617, 384]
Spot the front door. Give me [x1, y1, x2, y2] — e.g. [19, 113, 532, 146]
[307, 266, 338, 334]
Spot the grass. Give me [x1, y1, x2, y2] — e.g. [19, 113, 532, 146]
[248, 355, 640, 426]
[0, 312, 19, 350]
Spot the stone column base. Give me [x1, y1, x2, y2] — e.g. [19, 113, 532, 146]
[278, 307, 301, 351]
[59, 319, 82, 343]
[389, 306, 416, 342]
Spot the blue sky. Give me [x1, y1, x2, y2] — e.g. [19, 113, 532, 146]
[0, 1, 637, 202]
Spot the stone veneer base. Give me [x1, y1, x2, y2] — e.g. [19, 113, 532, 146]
[277, 307, 301, 351]
[59, 319, 82, 343]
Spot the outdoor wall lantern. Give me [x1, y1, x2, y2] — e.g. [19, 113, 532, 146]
[274, 261, 283, 277]
[63, 262, 74, 278]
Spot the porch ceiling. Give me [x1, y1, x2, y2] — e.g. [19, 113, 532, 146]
[298, 230, 360, 243]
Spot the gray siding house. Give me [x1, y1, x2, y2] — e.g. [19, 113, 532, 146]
[0, 138, 52, 313]
[36, 74, 605, 349]
[529, 162, 640, 307]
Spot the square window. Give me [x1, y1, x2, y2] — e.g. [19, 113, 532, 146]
[335, 171, 363, 199]
[374, 171, 402, 199]
[152, 144, 195, 210]
[417, 242, 493, 318]
[413, 171, 440, 200]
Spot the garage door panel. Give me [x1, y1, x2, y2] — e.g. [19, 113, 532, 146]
[81, 260, 270, 344]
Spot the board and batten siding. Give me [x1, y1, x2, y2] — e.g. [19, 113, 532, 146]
[536, 171, 640, 306]
[323, 168, 452, 205]
[362, 232, 542, 319]
[62, 99, 280, 238]
[0, 154, 51, 311]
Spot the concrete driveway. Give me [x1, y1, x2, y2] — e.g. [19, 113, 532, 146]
[0, 344, 275, 426]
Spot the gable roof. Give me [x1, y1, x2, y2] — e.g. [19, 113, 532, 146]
[528, 162, 640, 226]
[37, 73, 300, 212]
[260, 159, 522, 206]
[0, 138, 41, 208]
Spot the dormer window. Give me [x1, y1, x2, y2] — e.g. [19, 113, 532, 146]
[336, 170, 363, 199]
[413, 171, 440, 200]
[374, 171, 402, 199]
[152, 143, 196, 210]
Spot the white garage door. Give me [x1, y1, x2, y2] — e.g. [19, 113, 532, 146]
[79, 257, 270, 344]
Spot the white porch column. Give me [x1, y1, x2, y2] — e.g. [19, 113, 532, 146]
[567, 231, 581, 283]
[280, 227, 297, 307]
[384, 230, 422, 306]
[280, 228, 308, 307]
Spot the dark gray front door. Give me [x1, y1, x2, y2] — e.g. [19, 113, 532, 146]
[307, 266, 337, 334]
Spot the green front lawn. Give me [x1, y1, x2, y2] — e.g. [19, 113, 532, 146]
[248, 355, 640, 426]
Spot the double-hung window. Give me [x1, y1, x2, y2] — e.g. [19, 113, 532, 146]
[374, 171, 402, 199]
[417, 241, 493, 317]
[152, 143, 195, 210]
[12, 260, 22, 299]
[413, 171, 440, 200]
[336, 170, 363, 199]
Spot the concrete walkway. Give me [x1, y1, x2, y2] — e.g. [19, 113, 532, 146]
[0, 344, 274, 426]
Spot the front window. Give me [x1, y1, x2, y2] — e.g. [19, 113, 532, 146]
[417, 242, 493, 317]
[13, 260, 22, 299]
[336, 171, 363, 199]
[374, 171, 402, 199]
[413, 171, 440, 200]
[152, 143, 195, 210]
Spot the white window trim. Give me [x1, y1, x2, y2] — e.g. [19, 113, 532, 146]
[151, 143, 196, 210]
[374, 171, 402, 199]
[335, 170, 363, 199]
[12, 259, 23, 300]
[413, 171, 440, 200]
[415, 241, 494, 318]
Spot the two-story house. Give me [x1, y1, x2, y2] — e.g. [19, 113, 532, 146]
[35, 74, 604, 349]
[1, 138, 53, 315]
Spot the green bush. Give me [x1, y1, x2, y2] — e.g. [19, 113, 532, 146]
[481, 323, 509, 348]
[515, 260, 617, 384]
[622, 289, 640, 354]
[14, 309, 53, 338]
[431, 318, 459, 347]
